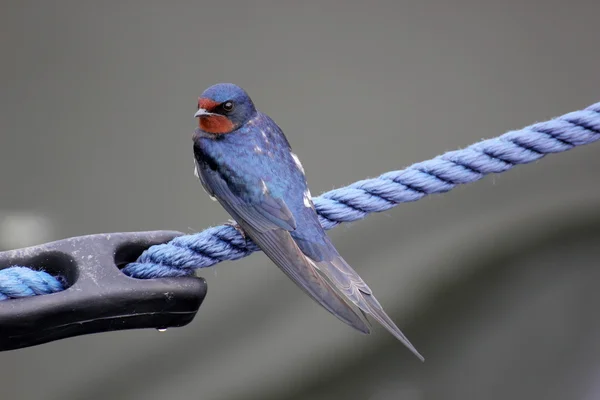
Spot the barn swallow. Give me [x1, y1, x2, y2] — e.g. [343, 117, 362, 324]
[192, 83, 423, 361]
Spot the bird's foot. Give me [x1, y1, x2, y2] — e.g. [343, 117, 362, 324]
[225, 219, 248, 242]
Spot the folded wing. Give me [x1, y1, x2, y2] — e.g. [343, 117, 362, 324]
[195, 162, 370, 333]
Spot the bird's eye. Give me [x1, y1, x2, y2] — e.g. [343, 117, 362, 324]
[222, 101, 234, 112]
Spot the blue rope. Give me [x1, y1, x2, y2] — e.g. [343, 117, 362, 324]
[0, 267, 64, 300]
[1, 102, 599, 299]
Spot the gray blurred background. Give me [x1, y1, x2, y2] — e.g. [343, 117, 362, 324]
[1, 1, 600, 399]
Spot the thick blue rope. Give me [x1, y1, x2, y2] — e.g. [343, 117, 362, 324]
[1, 102, 599, 299]
[0, 267, 64, 301]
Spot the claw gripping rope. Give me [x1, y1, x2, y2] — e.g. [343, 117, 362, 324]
[1, 102, 599, 299]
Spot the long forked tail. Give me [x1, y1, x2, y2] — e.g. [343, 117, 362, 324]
[249, 227, 372, 335]
[311, 254, 425, 361]
[361, 290, 424, 361]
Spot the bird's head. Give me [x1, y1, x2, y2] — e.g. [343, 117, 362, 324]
[194, 83, 257, 135]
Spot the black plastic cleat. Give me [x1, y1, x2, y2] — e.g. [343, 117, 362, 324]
[0, 231, 206, 351]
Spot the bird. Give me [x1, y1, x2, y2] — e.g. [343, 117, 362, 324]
[192, 83, 424, 361]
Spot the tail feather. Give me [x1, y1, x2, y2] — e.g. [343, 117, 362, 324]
[312, 255, 424, 361]
[361, 292, 424, 361]
[248, 226, 372, 335]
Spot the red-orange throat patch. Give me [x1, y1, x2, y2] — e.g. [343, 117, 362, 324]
[199, 115, 235, 134]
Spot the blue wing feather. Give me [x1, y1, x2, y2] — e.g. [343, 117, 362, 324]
[194, 156, 370, 333]
[194, 147, 296, 232]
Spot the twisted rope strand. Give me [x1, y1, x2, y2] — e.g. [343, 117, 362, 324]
[1, 102, 599, 298]
[0, 267, 64, 300]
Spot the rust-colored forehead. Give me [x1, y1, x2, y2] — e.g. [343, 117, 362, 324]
[198, 98, 220, 110]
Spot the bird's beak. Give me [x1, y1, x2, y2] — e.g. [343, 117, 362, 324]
[195, 108, 209, 118]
